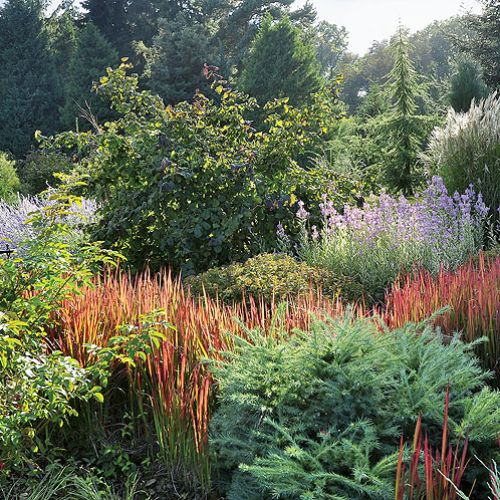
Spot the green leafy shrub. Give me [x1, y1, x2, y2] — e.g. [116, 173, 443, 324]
[18, 150, 73, 195]
[185, 253, 359, 303]
[43, 62, 346, 274]
[0, 193, 117, 468]
[210, 315, 500, 499]
[0, 153, 20, 202]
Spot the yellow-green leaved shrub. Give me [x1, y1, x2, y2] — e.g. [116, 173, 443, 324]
[186, 253, 360, 303]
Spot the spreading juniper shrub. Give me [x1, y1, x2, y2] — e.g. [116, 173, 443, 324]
[210, 315, 500, 499]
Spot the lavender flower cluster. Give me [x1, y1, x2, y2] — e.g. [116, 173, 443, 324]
[0, 195, 97, 251]
[292, 177, 491, 299]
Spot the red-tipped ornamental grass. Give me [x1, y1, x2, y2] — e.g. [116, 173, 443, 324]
[385, 254, 500, 379]
[395, 386, 470, 500]
[49, 268, 353, 482]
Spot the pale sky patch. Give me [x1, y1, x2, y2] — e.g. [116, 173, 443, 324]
[299, 0, 481, 54]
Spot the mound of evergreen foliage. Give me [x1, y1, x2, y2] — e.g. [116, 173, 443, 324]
[210, 315, 500, 499]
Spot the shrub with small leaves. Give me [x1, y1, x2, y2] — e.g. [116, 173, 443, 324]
[185, 253, 360, 303]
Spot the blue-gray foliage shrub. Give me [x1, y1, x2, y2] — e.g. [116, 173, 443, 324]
[210, 315, 500, 499]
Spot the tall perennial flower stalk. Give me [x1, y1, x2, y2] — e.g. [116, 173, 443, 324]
[292, 177, 490, 301]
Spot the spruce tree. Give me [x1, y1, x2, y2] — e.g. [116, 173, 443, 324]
[141, 12, 219, 104]
[82, 0, 130, 56]
[384, 26, 423, 194]
[0, 0, 62, 157]
[449, 58, 489, 113]
[60, 22, 118, 129]
[239, 14, 323, 106]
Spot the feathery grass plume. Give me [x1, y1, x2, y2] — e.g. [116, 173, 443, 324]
[423, 92, 500, 222]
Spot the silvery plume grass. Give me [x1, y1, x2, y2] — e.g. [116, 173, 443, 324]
[423, 92, 500, 219]
[291, 177, 489, 301]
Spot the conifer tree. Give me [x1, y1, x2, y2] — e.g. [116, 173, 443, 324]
[60, 22, 118, 129]
[0, 0, 62, 157]
[384, 26, 423, 194]
[449, 58, 489, 113]
[140, 12, 220, 104]
[239, 14, 323, 106]
[82, 0, 130, 56]
[47, 9, 79, 86]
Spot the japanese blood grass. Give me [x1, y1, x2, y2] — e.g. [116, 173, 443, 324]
[49, 269, 352, 488]
[395, 386, 470, 500]
[384, 254, 500, 382]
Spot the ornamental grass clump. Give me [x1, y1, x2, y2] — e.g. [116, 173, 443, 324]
[424, 92, 500, 219]
[294, 176, 489, 301]
[49, 269, 351, 487]
[384, 253, 500, 383]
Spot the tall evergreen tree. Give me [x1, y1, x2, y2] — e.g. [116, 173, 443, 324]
[60, 22, 118, 129]
[47, 9, 79, 89]
[82, 0, 130, 56]
[140, 12, 220, 104]
[216, 0, 316, 72]
[449, 58, 489, 113]
[384, 26, 423, 194]
[239, 14, 323, 106]
[0, 0, 61, 157]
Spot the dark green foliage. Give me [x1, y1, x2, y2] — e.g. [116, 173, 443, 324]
[383, 26, 426, 193]
[18, 150, 73, 195]
[44, 63, 341, 274]
[185, 253, 356, 303]
[357, 83, 389, 118]
[0, 0, 62, 157]
[82, 0, 130, 56]
[47, 9, 79, 87]
[60, 22, 118, 130]
[239, 14, 323, 106]
[140, 13, 220, 104]
[449, 58, 489, 113]
[210, 316, 500, 499]
[459, 0, 500, 88]
[215, 0, 316, 72]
